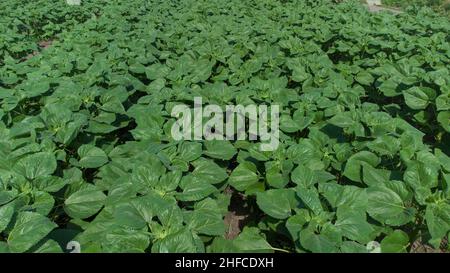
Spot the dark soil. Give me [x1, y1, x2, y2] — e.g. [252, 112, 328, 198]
[24, 39, 54, 60]
[410, 236, 449, 253]
[224, 187, 252, 239]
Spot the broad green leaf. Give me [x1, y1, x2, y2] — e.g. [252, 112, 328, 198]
[191, 158, 228, 184]
[8, 212, 57, 253]
[0, 202, 14, 232]
[343, 151, 380, 183]
[228, 162, 259, 191]
[435, 148, 450, 173]
[208, 237, 239, 252]
[319, 183, 367, 209]
[378, 79, 399, 97]
[291, 164, 316, 188]
[328, 112, 354, 128]
[335, 206, 375, 244]
[425, 202, 450, 247]
[256, 189, 294, 219]
[366, 186, 415, 226]
[33, 239, 63, 253]
[299, 227, 338, 253]
[146, 78, 166, 93]
[177, 142, 202, 162]
[0, 242, 10, 253]
[436, 94, 450, 111]
[355, 71, 374, 85]
[34, 176, 67, 192]
[177, 175, 218, 201]
[22, 81, 50, 98]
[103, 229, 150, 253]
[296, 185, 323, 215]
[114, 202, 148, 229]
[64, 188, 106, 219]
[14, 152, 57, 180]
[362, 164, 390, 186]
[380, 230, 409, 253]
[403, 87, 429, 110]
[27, 191, 55, 216]
[152, 228, 200, 253]
[265, 160, 291, 189]
[437, 111, 450, 132]
[232, 227, 273, 253]
[78, 145, 109, 168]
[186, 198, 225, 236]
[340, 241, 369, 253]
[204, 140, 237, 160]
[286, 213, 308, 241]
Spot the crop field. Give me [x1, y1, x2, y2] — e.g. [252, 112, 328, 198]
[382, 0, 450, 17]
[0, 0, 449, 253]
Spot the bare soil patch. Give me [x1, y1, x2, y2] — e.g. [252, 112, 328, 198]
[224, 187, 252, 239]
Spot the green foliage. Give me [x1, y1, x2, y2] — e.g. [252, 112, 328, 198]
[383, 0, 450, 17]
[0, 0, 449, 253]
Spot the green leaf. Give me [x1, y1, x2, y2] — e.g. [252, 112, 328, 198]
[232, 227, 273, 253]
[78, 145, 109, 168]
[27, 191, 55, 216]
[355, 71, 374, 85]
[34, 176, 67, 193]
[64, 188, 106, 219]
[328, 112, 354, 128]
[152, 228, 200, 253]
[103, 228, 150, 253]
[0, 202, 14, 233]
[228, 162, 259, 191]
[177, 176, 218, 201]
[0, 191, 17, 206]
[436, 93, 450, 111]
[291, 164, 316, 188]
[425, 203, 450, 246]
[191, 158, 228, 184]
[265, 161, 290, 189]
[0, 242, 10, 253]
[404, 161, 438, 189]
[299, 227, 338, 253]
[403, 87, 430, 110]
[286, 213, 308, 241]
[114, 202, 148, 229]
[145, 64, 169, 80]
[186, 198, 225, 236]
[177, 142, 202, 162]
[319, 183, 367, 209]
[378, 79, 399, 97]
[381, 230, 409, 253]
[366, 186, 415, 226]
[435, 148, 450, 172]
[204, 140, 237, 160]
[8, 212, 57, 253]
[296, 185, 323, 215]
[362, 164, 390, 186]
[22, 81, 50, 98]
[256, 189, 294, 219]
[437, 111, 450, 132]
[280, 115, 300, 133]
[343, 151, 380, 183]
[146, 78, 166, 93]
[208, 237, 239, 252]
[335, 206, 375, 244]
[33, 239, 63, 253]
[340, 241, 369, 253]
[14, 152, 57, 180]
